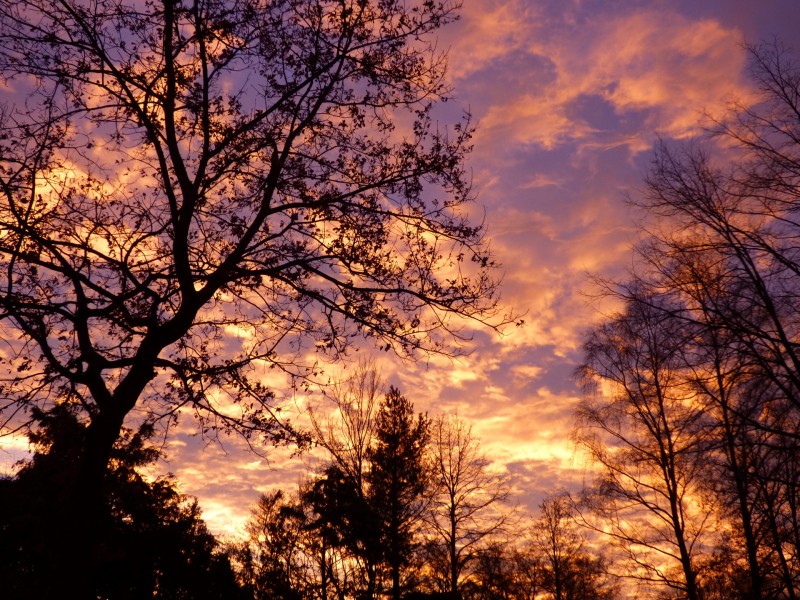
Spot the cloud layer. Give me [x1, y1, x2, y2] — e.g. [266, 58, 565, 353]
[164, 0, 796, 538]
[3, 0, 794, 539]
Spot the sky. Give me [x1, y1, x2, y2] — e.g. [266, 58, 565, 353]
[2, 0, 800, 539]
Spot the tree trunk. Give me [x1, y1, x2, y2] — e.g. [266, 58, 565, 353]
[450, 506, 458, 594]
[320, 535, 329, 600]
[63, 408, 127, 596]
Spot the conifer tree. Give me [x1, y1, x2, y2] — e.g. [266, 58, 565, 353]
[368, 387, 431, 600]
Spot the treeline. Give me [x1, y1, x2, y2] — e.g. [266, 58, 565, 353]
[228, 365, 616, 600]
[0, 365, 618, 599]
[574, 42, 800, 599]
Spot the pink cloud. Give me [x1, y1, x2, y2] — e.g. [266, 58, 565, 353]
[48, 1, 791, 542]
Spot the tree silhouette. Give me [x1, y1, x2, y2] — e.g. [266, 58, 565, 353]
[233, 490, 309, 600]
[577, 40, 800, 598]
[238, 385, 433, 599]
[0, 403, 245, 599]
[0, 0, 503, 580]
[531, 496, 616, 600]
[367, 387, 431, 600]
[576, 296, 712, 599]
[310, 360, 383, 515]
[304, 462, 385, 599]
[425, 414, 511, 595]
[308, 361, 385, 598]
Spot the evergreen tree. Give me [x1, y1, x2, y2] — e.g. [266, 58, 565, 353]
[234, 490, 309, 600]
[367, 387, 431, 600]
[0, 404, 244, 599]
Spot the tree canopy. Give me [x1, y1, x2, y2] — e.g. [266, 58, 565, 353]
[576, 41, 800, 599]
[0, 405, 245, 598]
[0, 0, 502, 524]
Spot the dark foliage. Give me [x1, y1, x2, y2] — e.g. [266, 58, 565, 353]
[0, 405, 245, 599]
[367, 387, 431, 600]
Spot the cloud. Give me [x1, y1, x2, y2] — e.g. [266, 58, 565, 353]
[0, 432, 30, 477]
[138, 1, 778, 540]
[449, 3, 753, 154]
[443, 0, 547, 81]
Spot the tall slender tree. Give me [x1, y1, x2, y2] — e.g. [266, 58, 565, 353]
[426, 414, 511, 595]
[308, 361, 385, 597]
[368, 387, 431, 600]
[576, 297, 713, 600]
[578, 40, 800, 599]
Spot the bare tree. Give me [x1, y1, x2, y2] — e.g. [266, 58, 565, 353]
[632, 41, 800, 597]
[307, 360, 384, 598]
[535, 498, 576, 600]
[530, 496, 616, 600]
[638, 41, 800, 426]
[0, 0, 503, 575]
[467, 542, 521, 600]
[426, 414, 511, 595]
[577, 40, 800, 600]
[310, 360, 384, 494]
[576, 297, 713, 600]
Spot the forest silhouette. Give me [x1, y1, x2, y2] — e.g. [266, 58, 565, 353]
[1, 0, 800, 598]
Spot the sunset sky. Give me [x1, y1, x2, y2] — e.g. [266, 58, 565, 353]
[2, 0, 800, 539]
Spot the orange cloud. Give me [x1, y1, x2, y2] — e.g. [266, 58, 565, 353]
[450, 5, 753, 153]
